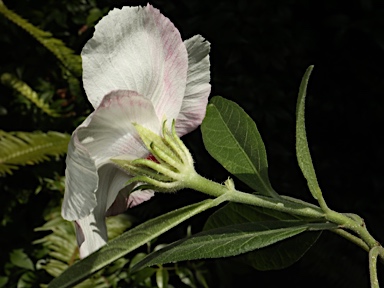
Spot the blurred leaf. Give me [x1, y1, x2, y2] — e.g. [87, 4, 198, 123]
[48, 198, 224, 288]
[17, 271, 37, 288]
[204, 203, 321, 270]
[195, 269, 209, 288]
[0, 130, 70, 176]
[10, 249, 34, 271]
[0, 2, 82, 77]
[1, 73, 61, 117]
[86, 8, 104, 26]
[201, 96, 276, 197]
[156, 267, 169, 288]
[131, 221, 328, 271]
[0, 276, 8, 288]
[175, 267, 196, 288]
[295, 66, 322, 200]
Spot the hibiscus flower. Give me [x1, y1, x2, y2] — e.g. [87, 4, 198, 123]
[61, 4, 210, 258]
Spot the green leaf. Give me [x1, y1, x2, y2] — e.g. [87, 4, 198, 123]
[48, 199, 223, 288]
[201, 96, 276, 197]
[204, 203, 321, 270]
[17, 271, 37, 288]
[156, 267, 169, 288]
[175, 267, 196, 288]
[1, 73, 61, 117]
[296, 66, 322, 200]
[0, 130, 70, 176]
[10, 249, 34, 271]
[131, 221, 326, 271]
[0, 2, 82, 77]
[0, 276, 8, 288]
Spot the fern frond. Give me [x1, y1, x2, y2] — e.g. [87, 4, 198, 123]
[34, 210, 132, 287]
[0, 130, 70, 176]
[0, 1, 82, 77]
[1, 73, 61, 117]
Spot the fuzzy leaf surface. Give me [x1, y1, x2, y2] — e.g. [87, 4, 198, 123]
[201, 96, 274, 196]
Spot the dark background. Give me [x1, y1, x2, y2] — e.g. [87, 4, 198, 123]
[1, 0, 384, 287]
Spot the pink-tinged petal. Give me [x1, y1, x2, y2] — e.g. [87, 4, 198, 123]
[78, 90, 162, 167]
[62, 90, 160, 222]
[62, 132, 98, 221]
[176, 35, 211, 136]
[128, 190, 155, 207]
[82, 4, 188, 121]
[106, 187, 154, 216]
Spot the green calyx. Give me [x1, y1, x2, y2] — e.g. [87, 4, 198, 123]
[112, 120, 196, 193]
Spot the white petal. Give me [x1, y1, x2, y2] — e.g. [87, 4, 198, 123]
[63, 91, 160, 221]
[78, 90, 161, 167]
[74, 164, 120, 258]
[97, 163, 132, 214]
[82, 4, 188, 121]
[176, 35, 211, 136]
[62, 132, 98, 221]
[75, 213, 108, 258]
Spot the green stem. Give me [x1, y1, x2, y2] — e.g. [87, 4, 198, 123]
[369, 246, 381, 288]
[185, 173, 325, 219]
[331, 229, 370, 252]
[325, 209, 379, 249]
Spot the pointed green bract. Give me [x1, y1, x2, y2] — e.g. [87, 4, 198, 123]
[48, 199, 224, 288]
[131, 221, 329, 271]
[204, 202, 321, 270]
[295, 66, 322, 200]
[133, 123, 169, 155]
[201, 96, 276, 197]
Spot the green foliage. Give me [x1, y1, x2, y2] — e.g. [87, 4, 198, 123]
[201, 96, 276, 197]
[295, 66, 323, 202]
[34, 209, 132, 287]
[0, 130, 70, 176]
[48, 199, 223, 288]
[0, 1, 82, 78]
[204, 203, 321, 270]
[131, 221, 326, 271]
[9, 249, 34, 271]
[1, 73, 61, 117]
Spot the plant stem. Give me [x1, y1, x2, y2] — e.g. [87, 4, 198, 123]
[369, 246, 381, 288]
[185, 173, 325, 219]
[325, 209, 379, 249]
[331, 229, 370, 252]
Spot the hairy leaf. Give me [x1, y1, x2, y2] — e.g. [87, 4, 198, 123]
[201, 96, 276, 197]
[131, 221, 326, 271]
[296, 66, 322, 200]
[204, 203, 321, 270]
[0, 130, 70, 176]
